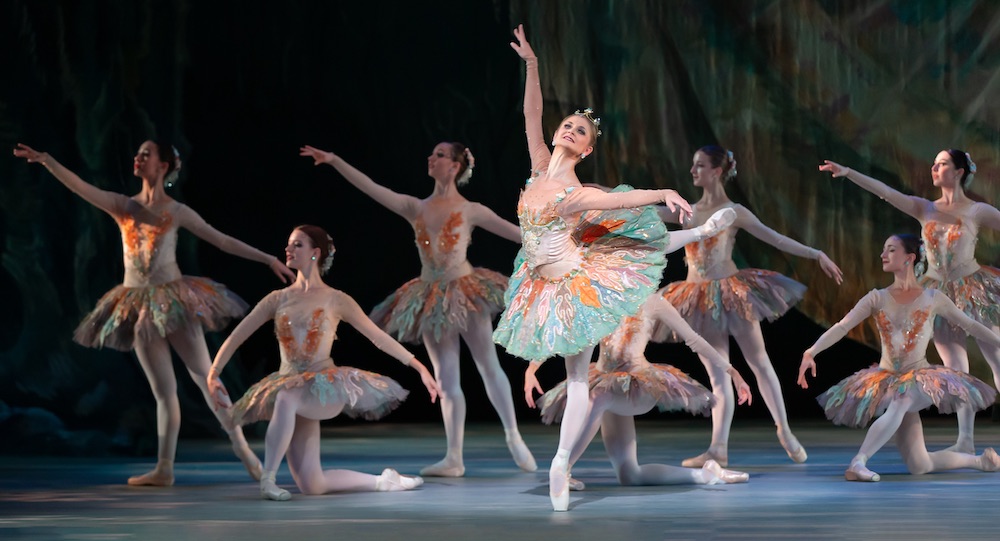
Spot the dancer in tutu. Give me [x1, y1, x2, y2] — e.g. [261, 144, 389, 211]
[661, 146, 843, 468]
[798, 234, 1000, 481]
[530, 293, 754, 490]
[14, 141, 295, 486]
[208, 225, 440, 500]
[820, 151, 1000, 452]
[495, 25, 743, 511]
[299, 143, 535, 477]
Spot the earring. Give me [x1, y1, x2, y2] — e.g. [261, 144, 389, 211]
[311, 256, 316, 261]
[580, 153, 586, 160]
[905, 261, 910, 266]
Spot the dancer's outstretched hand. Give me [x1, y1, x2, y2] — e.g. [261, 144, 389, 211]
[411, 360, 440, 403]
[207, 372, 230, 410]
[13, 143, 48, 164]
[727, 367, 753, 405]
[818, 252, 844, 285]
[268, 257, 296, 283]
[661, 190, 693, 223]
[510, 24, 537, 62]
[818, 160, 850, 178]
[523, 361, 544, 408]
[299, 145, 335, 166]
[797, 352, 817, 389]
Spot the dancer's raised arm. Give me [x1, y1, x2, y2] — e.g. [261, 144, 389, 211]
[734, 206, 843, 284]
[178, 206, 294, 283]
[300, 145, 420, 220]
[558, 186, 693, 221]
[468, 203, 522, 243]
[819, 159, 925, 219]
[510, 24, 550, 173]
[15, 143, 130, 217]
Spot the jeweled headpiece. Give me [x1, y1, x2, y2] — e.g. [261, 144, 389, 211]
[573, 108, 603, 138]
[321, 233, 335, 275]
[965, 151, 977, 187]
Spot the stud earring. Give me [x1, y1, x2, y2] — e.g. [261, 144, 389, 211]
[311, 256, 316, 261]
[580, 153, 586, 160]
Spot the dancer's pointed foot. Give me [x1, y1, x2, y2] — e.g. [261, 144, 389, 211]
[979, 448, 1000, 472]
[127, 461, 174, 487]
[844, 462, 880, 482]
[549, 451, 570, 511]
[694, 207, 737, 240]
[681, 449, 728, 468]
[702, 459, 749, 484]
[260, 471, 291, 500]
[232, 441, 263, 481]
[567, 473, 585, 491]
[419, 457, 465, 477]
[777, 429, 808, 463]
[506, 436, 538, 472]
[375, 468, 424, 491]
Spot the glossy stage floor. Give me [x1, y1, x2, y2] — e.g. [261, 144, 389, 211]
[2, 419, 999, 540]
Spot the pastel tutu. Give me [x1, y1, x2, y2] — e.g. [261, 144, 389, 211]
[920, 266, 1000, 331]
[74, 276, 248, 351]
[370, 268, 508, 344]
[232, 362, 408, 425]
[818, 365, 996, 428]
[538, 363, 714, 424]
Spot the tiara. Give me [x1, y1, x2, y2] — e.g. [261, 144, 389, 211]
[574, 108, 603, 138]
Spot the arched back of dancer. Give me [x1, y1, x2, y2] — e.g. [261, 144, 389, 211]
[14, 141, 296, 486]
[495, 25, 738, 511]
[798, 233, 1000, 481]
[299, 142, 535, 477]
[820, 151, 1000, 453]
[660, 145, 843, 468]
[208, 225, 440, 500]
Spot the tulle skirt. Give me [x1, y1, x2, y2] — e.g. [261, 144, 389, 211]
[494, 201, 669, 362]
[920, 266, 1000, 332]
[659, 269, 805, 338]
[370, 268, 508, 344]
[817, 365, 997, 428]
[232, 363, 408, 425]
[73, 276, 248, 351]
[538, 362, 714, 424]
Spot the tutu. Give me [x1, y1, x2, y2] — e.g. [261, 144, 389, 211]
[232, 362, 408, 425]
[538, 363, 714, 424]
[74, 276, 248, 351]
[920, 266, 1000, 331]
[370, 268, 508, 344]
[494, 185, 669, 362]
[660, 269, 805, 338]
[817, 365, 996, 428]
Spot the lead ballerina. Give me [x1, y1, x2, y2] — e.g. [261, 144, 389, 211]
[494, 25, 735, 511]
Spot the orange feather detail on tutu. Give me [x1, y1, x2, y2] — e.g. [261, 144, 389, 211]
[580, 218, 626, 244]
[570, 273, 602, 308]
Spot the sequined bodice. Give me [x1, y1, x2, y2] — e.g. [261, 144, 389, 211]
[516, 183, 580, 273]
[413, 206, 473, 281]
[116, 201, 181, 287]
[874, 290, 935, 372]
[921, 215, 981, 282]
[275, 306, 338, 374]
[683, 204, 739, 281]
[597, 307, 653, 372]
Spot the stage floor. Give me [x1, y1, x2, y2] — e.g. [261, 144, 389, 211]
[1, 419, 999, 540]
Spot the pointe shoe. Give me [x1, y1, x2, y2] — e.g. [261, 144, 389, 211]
[777, 431, 808, 463]
[568, 474, 585, 491]
[695, 208, 737, 240]
[549, 453, 570, 511]
[702, 459, 749, 484]
[980, 448, 1000, 472]
[681, 450, 727, 468]
[127, 469, 175, 487]
[233, 441, 263, 481]
[260, 471, 291, 501]
[507, 436, 538, 472]
[419, 459, 465, 478]
[844, 463, 880, 482]
[375, 468, 424, 491]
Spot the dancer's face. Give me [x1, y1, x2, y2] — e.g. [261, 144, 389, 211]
[285, 229, 319, 272]
[881, 236, 914, 273]
[427, 143, 459, 180]
[552, 115, 595, 159]
[690, 151, 722, 188]
[133, 141, 169, 180]
[931, 150, 963, 188]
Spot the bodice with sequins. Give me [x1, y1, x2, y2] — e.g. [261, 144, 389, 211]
[412, 206, 474, 282]
[274, 303, 339, 374]
[596, 307, 653, 372]
[682, 204, 739, 281]
[116, 201, 181, 287]
[873, 290, 936, 372]
[921, 214, 981, 282]
[516, 183, 582, 277]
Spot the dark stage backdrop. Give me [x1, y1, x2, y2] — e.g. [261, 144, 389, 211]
[1, 0, 999, 455]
